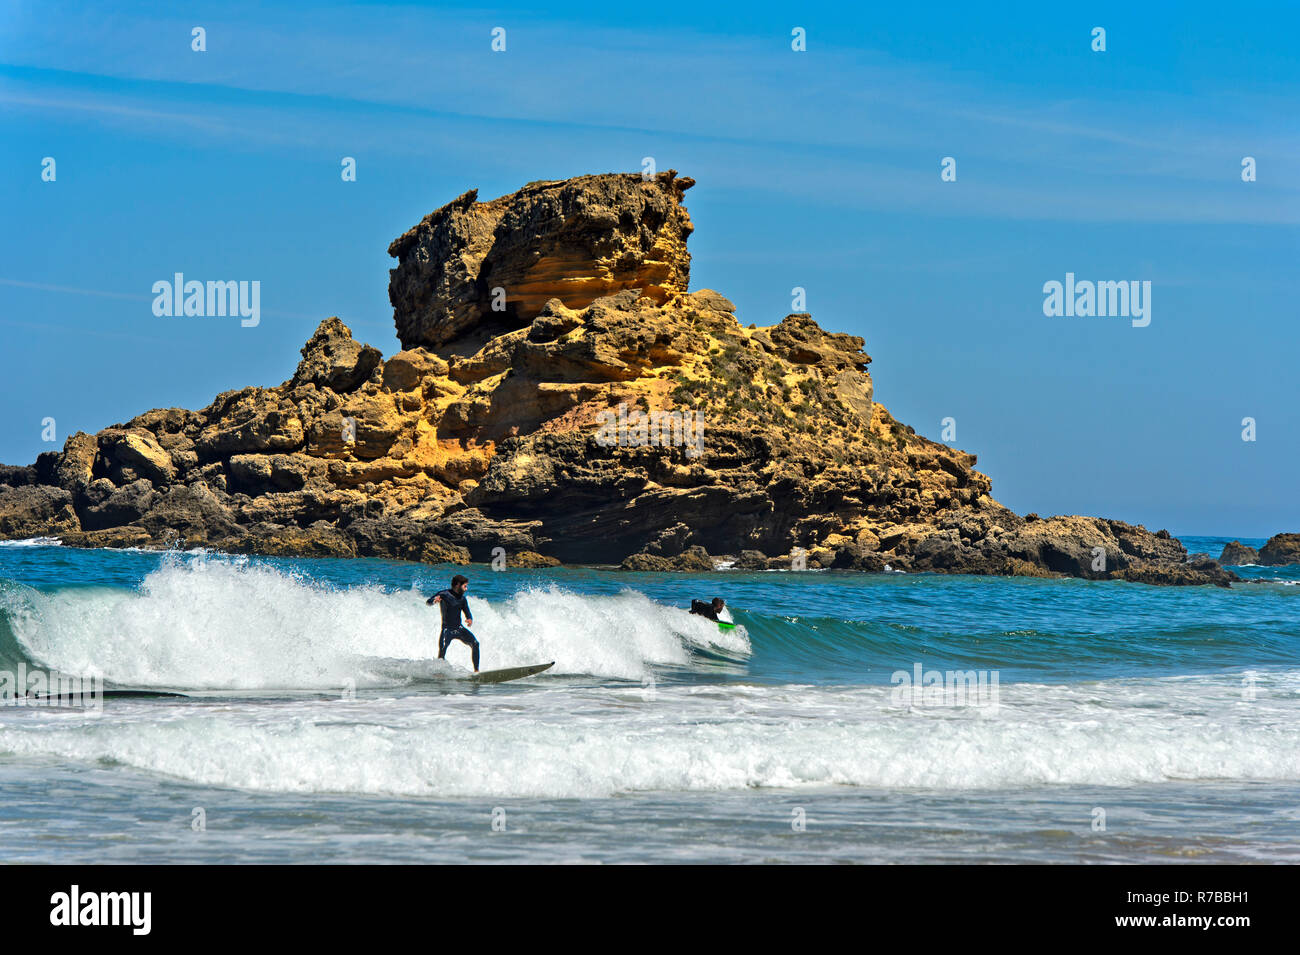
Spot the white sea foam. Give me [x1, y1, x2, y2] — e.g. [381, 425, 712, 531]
[0, 674, 1296, 798]
[0, 557, 748, 689]
[0, 537, 63, 548]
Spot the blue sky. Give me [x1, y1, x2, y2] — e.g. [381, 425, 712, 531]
[1, 0, 1296, 536]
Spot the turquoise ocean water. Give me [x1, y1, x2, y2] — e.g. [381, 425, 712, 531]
[0, 537, 1296, 863]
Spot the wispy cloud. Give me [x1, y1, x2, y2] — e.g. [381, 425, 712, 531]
[0, 277, 151, 300]
[0, 315, 166, 345]
[0, 278, 325, 322]
[2, 0, 1296, 223]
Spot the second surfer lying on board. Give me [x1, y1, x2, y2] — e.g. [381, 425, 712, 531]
[427, 573, 480, 673]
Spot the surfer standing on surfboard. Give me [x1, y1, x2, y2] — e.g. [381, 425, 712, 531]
[427, 574, 480, 673]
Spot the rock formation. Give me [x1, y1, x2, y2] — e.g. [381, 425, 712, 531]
[1218, 541, 1259, 565]
[1258, 533, 1300, 567]
[388, 173, 694, 349]
[0, 171, 1250, 585]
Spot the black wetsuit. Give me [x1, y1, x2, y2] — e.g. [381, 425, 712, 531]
[428, 588, 479, 670]
[690, 599, 720, 621]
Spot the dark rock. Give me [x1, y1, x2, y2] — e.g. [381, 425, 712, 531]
[997, 516, 1124, 577]
[912, 530, 967, 570]
[58, 526, 155, 549]
[1258, 533, 1300, 566]
[0, 485, 78, 538]
[505, 550, 562, 568]
[428, 508, 542, 561]
[1218, 541, 1259, 565]
[621, 545, 714, 572]
[1001, 558, 1057, 579]
[136, 485, 240, 543]
[290, 317, 382, 393]
[1115, 560, 1237, 588]
[80, 479, 157, 531]
[346, 517, 471, 565]
[0, 464, 36, 487]
[832, 541, 888, 572]
[644, 522, 693, 557]
[227, 454, 328, 494]
[214, 524, 358, 559]
[735, 549, 775, 570]
[1107, 520, 1187, 563]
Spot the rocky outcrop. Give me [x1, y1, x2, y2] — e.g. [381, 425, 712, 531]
[214, 524, 358, 559]
[622, 546, 716, 572]
[0, 172, 1242, 585]
[505, 550, 562, 569]
[1258, 533, 1300, 566]
[1219, 541, 1260, 565]
[0, 465, 38, 487]
[346, 517, 469, 564]
[0, 485, 78, 538]
[388, 171, 694, 349]
[291, 316, 383, 392]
